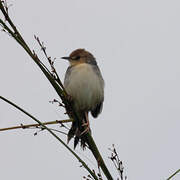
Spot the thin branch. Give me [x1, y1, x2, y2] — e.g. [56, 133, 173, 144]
[0, 95, 98, 180]
[0, 2, 65, 102]
[0, 119, 72, 132]
[46, 127, 68, 136]
[32, 126, 68, 136]
[86, 134, 114, 180]
[109, 145, 126, 180]
[0, 2, 114, 179]
[0, 0, 28, 47]
[34, 35, 66, 91]
[167, 169, 180, 180]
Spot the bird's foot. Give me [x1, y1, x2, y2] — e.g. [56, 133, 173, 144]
[80, 121, 90, 135]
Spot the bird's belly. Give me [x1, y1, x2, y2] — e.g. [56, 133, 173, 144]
[65, 64, 104, 111]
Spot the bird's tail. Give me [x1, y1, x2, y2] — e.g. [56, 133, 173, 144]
[67, 112, 90, 149]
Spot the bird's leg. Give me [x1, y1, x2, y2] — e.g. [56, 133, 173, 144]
[81, 112, 90, 135]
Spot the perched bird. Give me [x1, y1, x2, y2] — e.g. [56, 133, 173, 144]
[62, 49, 104, 149]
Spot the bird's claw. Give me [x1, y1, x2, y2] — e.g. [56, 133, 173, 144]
[80, 122, 90, 135]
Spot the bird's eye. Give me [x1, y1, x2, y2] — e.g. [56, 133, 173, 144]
[72, 56, 80, 60]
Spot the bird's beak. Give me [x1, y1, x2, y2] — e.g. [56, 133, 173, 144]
[61, 56, 70, 60]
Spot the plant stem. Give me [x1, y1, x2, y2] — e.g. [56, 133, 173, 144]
[0, 119, 72, 132]
[167, 169, 180, 180]
[0, 2, 114, 179]
[0, 96, 98, 180]
[86, 133, 114, 180]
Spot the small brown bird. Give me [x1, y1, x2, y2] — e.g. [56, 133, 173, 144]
[62, 49, 104, 148]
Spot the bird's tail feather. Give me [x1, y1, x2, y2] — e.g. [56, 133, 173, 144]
[67, 112, 90, 149]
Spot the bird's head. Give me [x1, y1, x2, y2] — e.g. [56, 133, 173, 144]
[61, 49, 97, 66]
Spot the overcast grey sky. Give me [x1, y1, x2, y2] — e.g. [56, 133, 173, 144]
[1, 0, 180, 179]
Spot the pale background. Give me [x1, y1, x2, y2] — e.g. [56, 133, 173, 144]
[0, 0, 180, 179]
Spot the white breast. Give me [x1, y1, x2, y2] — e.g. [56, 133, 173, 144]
[64, 63, 104, 111]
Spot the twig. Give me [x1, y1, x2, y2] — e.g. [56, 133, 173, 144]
[34, 35, 66, 92]
[0, 2, 114, 179]
[109, 144, 126, 180]
[0, 95, 98, 180]
[33, 126, 68, 136]
[0, 119, 72, 132]
[167, 169, 180, 180]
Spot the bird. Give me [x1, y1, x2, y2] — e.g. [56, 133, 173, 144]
[62, 49, 104, 149]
